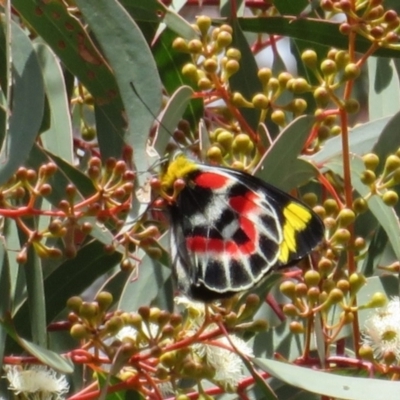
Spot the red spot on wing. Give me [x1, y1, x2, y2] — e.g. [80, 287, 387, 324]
[186, 236, 207, 253]
[239, 217, 257, 243]
[229, 191, 258, 214]
[187, 220, 257, 256]
[194, 172, 229, 189]
[229, 217, 257, 255]
[186, 186, 260, 257]
[187, 236, 222, 253]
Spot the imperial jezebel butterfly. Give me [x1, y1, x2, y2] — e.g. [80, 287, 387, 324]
[159, 154, 325, 302]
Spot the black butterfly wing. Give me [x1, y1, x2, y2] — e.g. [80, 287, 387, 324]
[168, 165, 324, 301]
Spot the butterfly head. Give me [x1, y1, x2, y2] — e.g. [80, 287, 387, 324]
[159, 154, 199, 196]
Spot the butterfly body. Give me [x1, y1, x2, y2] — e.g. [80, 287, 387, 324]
[160, 155, 324, 302]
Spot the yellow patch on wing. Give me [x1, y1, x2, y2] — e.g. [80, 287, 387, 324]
[160, 155, 198, 192]
[279, 202, 312, 263]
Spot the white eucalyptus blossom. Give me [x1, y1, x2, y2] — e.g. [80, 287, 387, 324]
[116, 325, 138, 341]
[362, 296, 400, 361]
[198, 334, 254, 390]
[175, 295, 207, 325]
[176, 295, 253, 389]
[116, 323, 174, 398]
[116, 322, 159, 344]
[5, 365, 69, 400]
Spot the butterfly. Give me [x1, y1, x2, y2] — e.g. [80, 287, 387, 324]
[159, 154, 325, 302]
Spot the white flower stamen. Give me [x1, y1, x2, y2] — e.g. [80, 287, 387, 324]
[175, 295, 254, 389]
[362, 296, 400, 361]
[5, 365, 69, 399]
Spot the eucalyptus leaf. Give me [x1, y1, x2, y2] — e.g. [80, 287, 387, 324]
[0, 20, 44, 185]
[254, 358, 400, 400]
[257, 116, 316, 190]
[118, 252, 171, 312]
[238, 17, 400, 58]
[153, 86, 194, 156]
[308, 116, 392, 165]
[369, 57, 400, 120]
[229, 18, 263, 131]
[34, 42, 73, 163]
[326, 157, 400, 260]
[75, 0, 162, 174]
[1, 318, 73, 373]
[0, 239, 10, 372]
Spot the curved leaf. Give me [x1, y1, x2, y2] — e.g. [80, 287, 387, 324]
[0, 20, 44, 185]
[34, 42, 73, 163]
[368, 57, 400, 120]
[308, 116, 392, 165]
[254, 358, 400, 400]
[76, 0, 162, 173]
[13, 241, 122, 332]
[238, 17, 400, 58]
[24, 246, 47, 348]
[257, 116, 316, 190]
[0, 238, 10, 371]
[326, 157, 400, 260]
[1, 318, 73, 373]
[229, 18, 263, 131]
[153, 86, 194, 156]
[372, 110, 400, 173]
[118, 253, 171, 312]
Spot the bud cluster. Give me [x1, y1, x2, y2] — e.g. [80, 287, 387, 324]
[302, 48, 360, 140]
[207, 130, 257, 170]
[280, 269, 386, 338]
[68, 295, 184, 360]
[359, 151, 400, 207]
[66, 292, 265, 396]
[0, 156, 137, 262]
[302, 194, 366, 273]
[321, 1, 400, 47]
[174, 17, 236, 90]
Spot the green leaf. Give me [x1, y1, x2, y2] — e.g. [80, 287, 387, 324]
[19, 337, 74, 374]
[94, 103, 126, 160]
[254, 358, 400, 400]
[1, 318, 73, 373]
[239, 353, 277, 400]
[238, 17, 400, 58]
[4, 220, 24, 310]
[368, 57, 400, 120]
[0, 20, 45, 185]
[308, 116, 392, 165]
[358, 275, 400, 325]
[372, 110, 400, 173]
[24, 246, 47, 348]
[153, 86, 194, 156]
[120, 0, 197, 40]
[0, 239, 11, 371]
[154, 28, 190, 93]
[257, 116, 316, 190]
[76, 0, 162, 175]
[361, 226, 388, 276]
[326, 157, 400, 261]
[229, 18, 263, 131]
[34, 42, 74, 163]
[45, 241, 122, 323]
[253, 321, 302, 360]
[220, 0, 246, 17]
[13, 241, 122, 333]
[96, 371, 144, 400]
[273, 0, 309, 15]
[118, 253, 171, 311]
[153, 28, 204, 127]
[12, 0, 126, 159]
